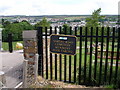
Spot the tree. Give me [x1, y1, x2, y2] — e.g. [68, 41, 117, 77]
[19, 21, 34, 30]
[2, 21, 33, 41]
[77, 8, 107, 41]
[86, 8, 105, 28]
[13, 21, 19, 23]
[61, 24, 72, 35]
[2, 18, 5, 26]
[34, 17, 50, 31]
[22, 20, 30, 24]
[86, 8, 107, 42]
[2, 19, 11, 28]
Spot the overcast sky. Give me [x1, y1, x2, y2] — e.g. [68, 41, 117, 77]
[0, 0, 119, 15]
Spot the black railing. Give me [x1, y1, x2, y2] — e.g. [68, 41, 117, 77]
[37, 27, 120, 87]
[8, 33, 13, 53]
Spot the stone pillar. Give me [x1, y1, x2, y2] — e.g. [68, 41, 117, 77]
[0, 28, 2, 71]
[22, 30, 38, 88]
[0, 52, 2, 71]
[0, 28, 3, 51]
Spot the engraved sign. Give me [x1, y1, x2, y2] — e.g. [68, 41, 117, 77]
[50, 34, 76, 55]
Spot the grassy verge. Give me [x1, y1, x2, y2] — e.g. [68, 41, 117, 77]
[0, 24, 2, 28]
[2, 41, 23, 51]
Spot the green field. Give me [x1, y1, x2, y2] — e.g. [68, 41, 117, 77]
[2, 41, 23, 51]
[0, 24, 2, 28]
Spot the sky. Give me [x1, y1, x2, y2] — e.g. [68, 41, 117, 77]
[0, 0, 119, 15]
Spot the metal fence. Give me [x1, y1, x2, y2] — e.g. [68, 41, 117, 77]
[37, 27, 120, 87]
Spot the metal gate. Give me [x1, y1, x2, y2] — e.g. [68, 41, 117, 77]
[37, 27, 120, 87]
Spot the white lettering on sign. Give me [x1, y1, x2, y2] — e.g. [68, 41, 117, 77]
[59, 37, 67, 40]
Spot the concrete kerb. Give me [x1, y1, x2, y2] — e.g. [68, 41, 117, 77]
[14, 82, 23, 88]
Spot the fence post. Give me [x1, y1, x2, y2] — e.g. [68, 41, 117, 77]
[37, 27, 43, 76]
[8, 34, 13, 53]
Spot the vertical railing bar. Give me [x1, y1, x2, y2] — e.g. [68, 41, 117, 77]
[89, 27, 93, 84]
[69, 56, 71, 82]
[50, 53, 52, 80]
[99, 27, 104, 85]
[59, 54, 62, 81]
[37, 27, 43, 77]
[45, 27, 48, 79]
[55, 26, 57, 34]
[84, 27, 88, 84]
[59, 26, 62, 81]
[50, 27, 53, 80]
[8, 33, 13, 53]
[64, 26, 67, 82]
[41, 28, 44, 77]
[78, 27, 82, 84]
[55, 27, 57, 80]
[109, 27, 115, 84]
[115, 27, 120, 84]
[104, 27, 110, 83]
[50, 26, 52, 35]
[64, 55, 67, 82]
[94, 27, 98, 82]
[74, 27, 77, 83]
[69, 26, 72, 83]
[55, 54, 57, 80]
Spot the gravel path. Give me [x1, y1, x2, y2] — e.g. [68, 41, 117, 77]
[31, 76, 103, 88]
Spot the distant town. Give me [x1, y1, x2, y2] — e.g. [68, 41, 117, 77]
[0, 15, 119, 28]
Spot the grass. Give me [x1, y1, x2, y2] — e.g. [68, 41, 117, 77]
[2, 41, 23, 51]
[0, 24, 2, 28]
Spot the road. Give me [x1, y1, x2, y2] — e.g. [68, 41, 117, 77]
[0, 50, 24, 88]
